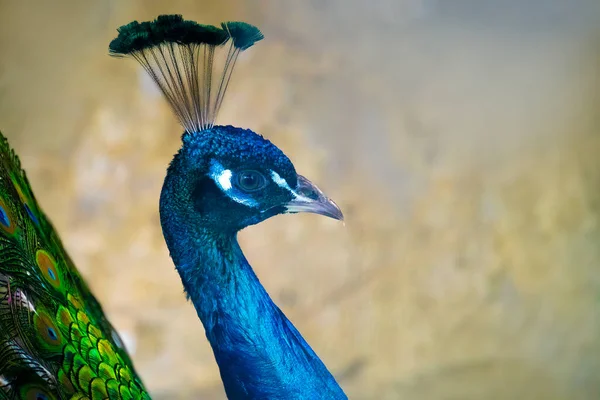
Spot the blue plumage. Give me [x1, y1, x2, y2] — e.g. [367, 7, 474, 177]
[160, 127, 346, 398]
[112, 15, 346, 399]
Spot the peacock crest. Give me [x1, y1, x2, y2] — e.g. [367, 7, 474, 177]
[109, 14, 263, 133]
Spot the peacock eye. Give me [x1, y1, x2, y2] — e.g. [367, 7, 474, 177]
[234, 170, 267, 193]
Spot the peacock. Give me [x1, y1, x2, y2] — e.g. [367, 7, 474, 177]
[0, 14, 347, 400]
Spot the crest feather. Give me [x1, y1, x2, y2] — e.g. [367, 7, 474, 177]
[109, 14, 263, 133]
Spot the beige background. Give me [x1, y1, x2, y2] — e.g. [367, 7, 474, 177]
[1, 1, 600, 399]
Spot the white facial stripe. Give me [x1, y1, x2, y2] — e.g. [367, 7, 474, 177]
[228, 193, 259, 207]
[209, 161, 259, 208]
[270, 170, 292, 191]
[209, 161, 233, 191]
[270, 170, 313, 203]
[217, 169, 233, 190]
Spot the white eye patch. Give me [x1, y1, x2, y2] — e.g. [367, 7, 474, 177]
[269, 170, 313, 203]
[209, 160, 259, 208]
[216, 169, 233, 190]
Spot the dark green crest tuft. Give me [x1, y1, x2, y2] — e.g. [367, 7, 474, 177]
[153, 14, 229, 46]
[109, 14, 264, 133]
[222, 21, 264, 50]
[108, 20, 153, 56]
[109, 14, 230, 56]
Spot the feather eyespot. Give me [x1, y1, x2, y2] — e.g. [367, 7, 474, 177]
[21, 385, 56, 400]
[0, 204, 9, 226]
[0, 198, 15, 235]
[11, 175, 40, 226]
[46, 327, 58, 341]
[34, 311, 62, 348]
[35, 250, 61, 289]
[24, 203, 39, 225]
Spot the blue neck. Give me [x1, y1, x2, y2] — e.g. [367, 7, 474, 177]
[159, 169, 347, 399]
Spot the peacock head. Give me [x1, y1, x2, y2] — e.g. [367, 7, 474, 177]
[110, 15, 342, 235]
[173, 125, 342, 233]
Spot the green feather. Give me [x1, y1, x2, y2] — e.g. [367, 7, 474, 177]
[98, 361, 117, 380]
[0, 130, 150, 398]
[32, 308, 65, 355]
[119, 384, 133, 400]
[87, 347, 103, 369]
[79, 336, 94, 358]
[90, 377, 109, 400]
[77, 364, 97, 391]
[106, 379, 121, 399]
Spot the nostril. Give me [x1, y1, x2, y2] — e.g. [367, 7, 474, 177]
[298, 187, 319, 200]
[295, 175, 326, 201]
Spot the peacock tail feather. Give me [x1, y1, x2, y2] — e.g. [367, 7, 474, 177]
[0, 132, 149, 399]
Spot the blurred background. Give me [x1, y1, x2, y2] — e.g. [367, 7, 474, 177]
[1, 0, 600, 399]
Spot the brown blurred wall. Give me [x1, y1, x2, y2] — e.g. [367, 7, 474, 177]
[1, 1, 600, 399]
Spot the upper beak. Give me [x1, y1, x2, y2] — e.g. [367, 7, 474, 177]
[284, 175, 344, 221]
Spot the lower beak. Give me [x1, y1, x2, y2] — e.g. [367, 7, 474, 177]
[284, 175, 344, 221]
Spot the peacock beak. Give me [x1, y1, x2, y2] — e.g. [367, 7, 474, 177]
[283, 175, 344, 221]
